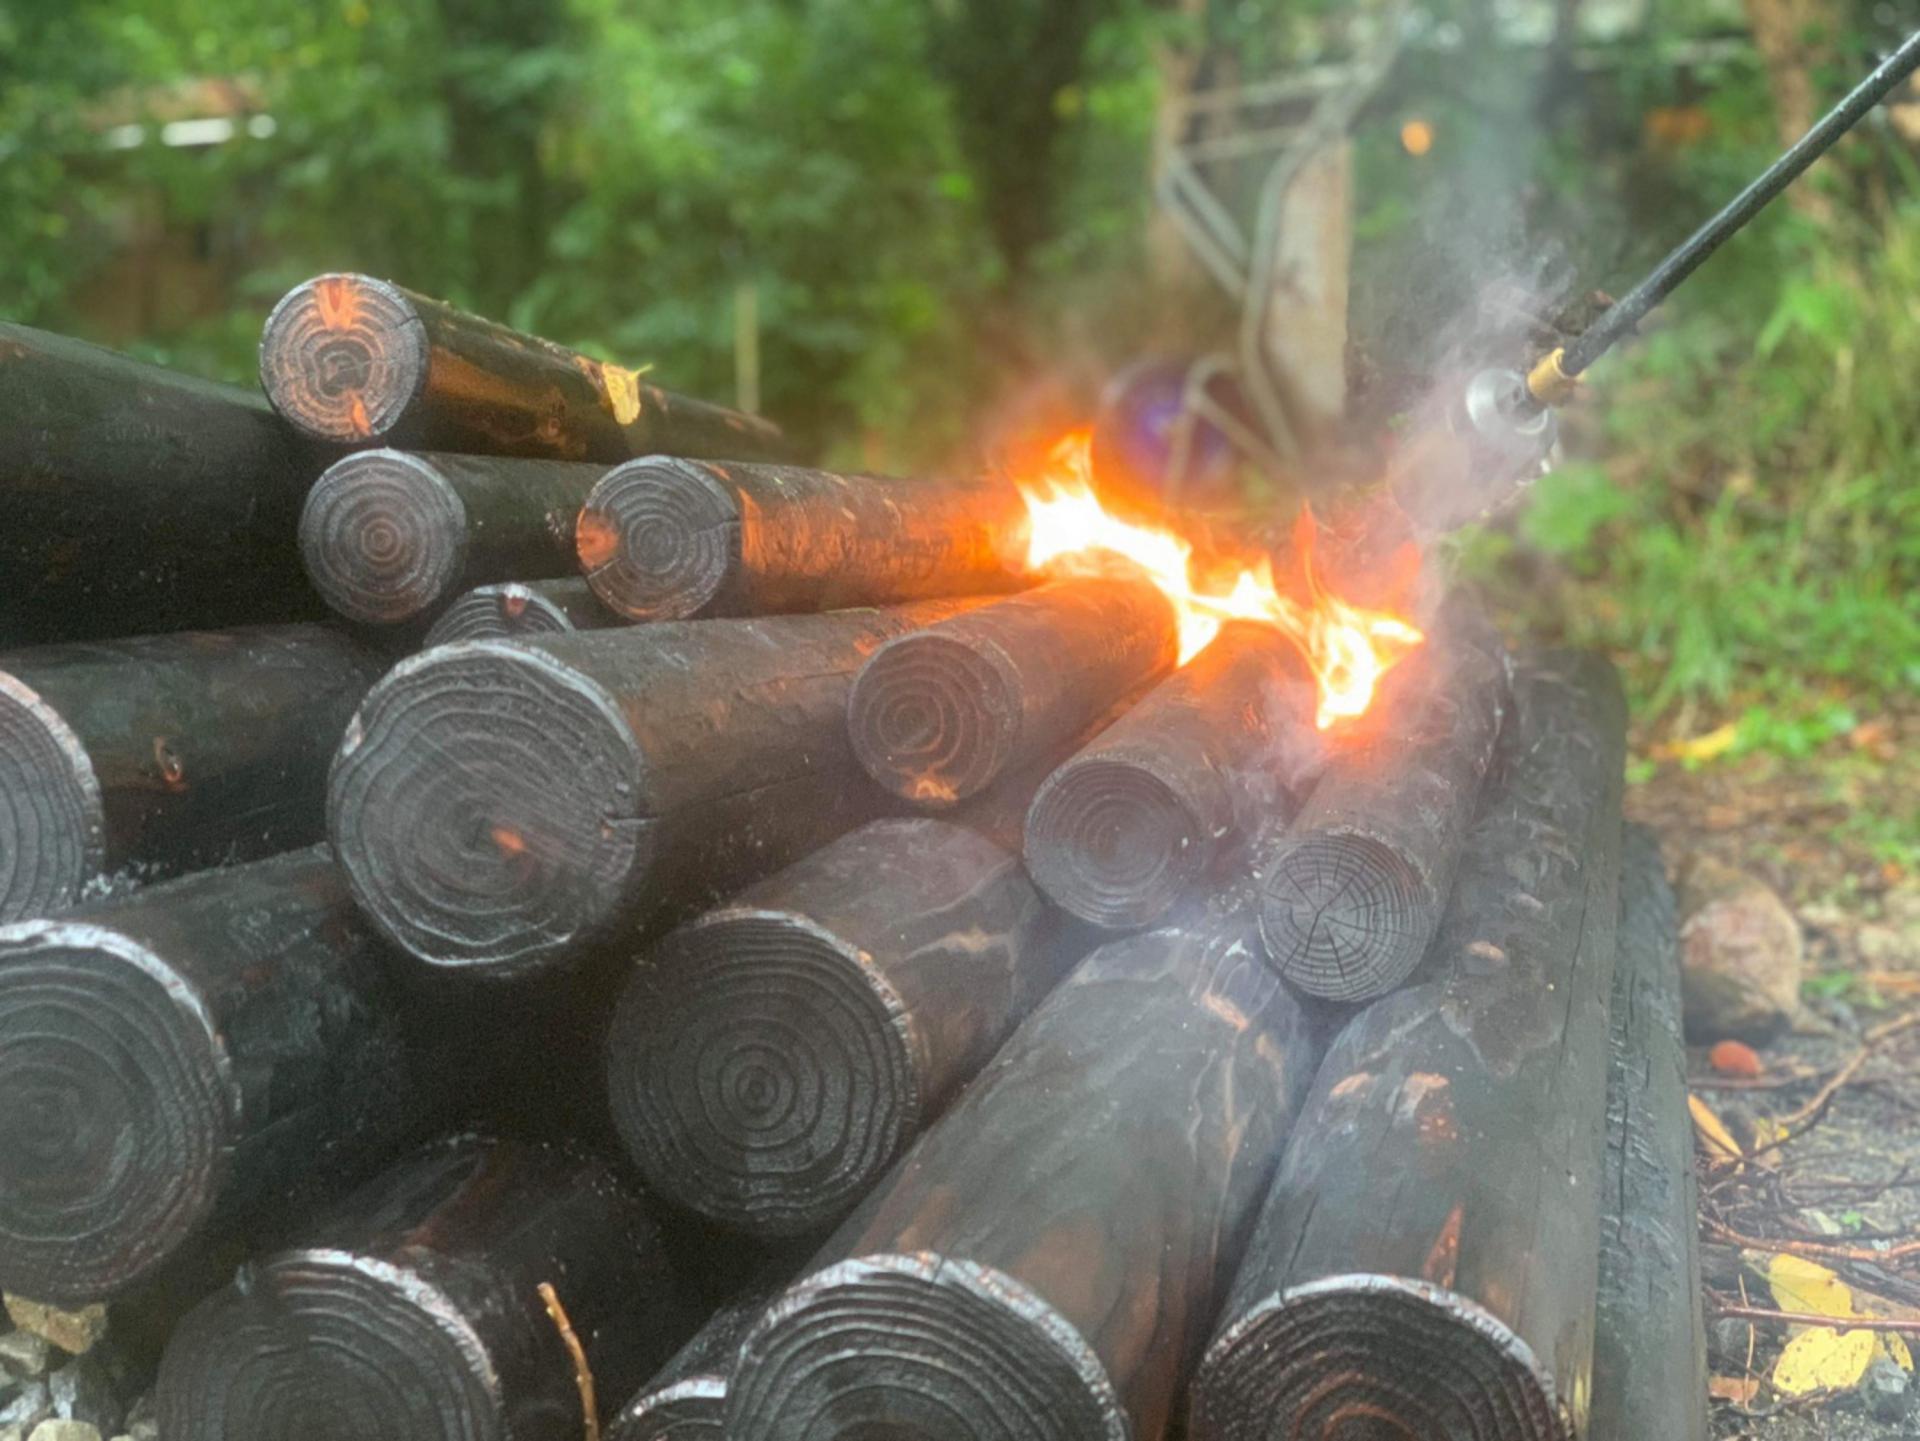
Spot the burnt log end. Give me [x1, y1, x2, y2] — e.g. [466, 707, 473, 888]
[299, 449, 468, 624]
[578, 458, 740, 622]
[260, 275, 430, 445]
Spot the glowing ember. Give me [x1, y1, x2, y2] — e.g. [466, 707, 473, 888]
[1018, 430, 1425, 728]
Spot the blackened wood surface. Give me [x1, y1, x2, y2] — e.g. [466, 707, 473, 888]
[0, 624, 385, 923]
[156, 1135, 684, 1441]
[1189, 652, 1626, 1441]
[606, 817, 1066, 1238]
[0, 848, 426, 1303]
[1024, 622, 1320, 930]
[329, 600, 983, 978]
[1591, 823, 1708, 1441]
[0, 323, 329, 647]
[576, 456, 1030, 621]
[260, 273, 784, 462]
[846, 578, 1178, 807]
[299, 449, 606, 625]
[611, 1287, 774, 1441]
[1254, 612, 1509, 1001]
[423, 578, 623, 646]
[725, 896, 1322, 1441]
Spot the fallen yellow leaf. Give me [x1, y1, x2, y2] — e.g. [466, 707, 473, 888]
[1773, 1326, 1877, 1395]
[1659, 721, 1741, 764]
[1767, 1253, 1855, 1319]
[1689, 1093, 1744, 1164]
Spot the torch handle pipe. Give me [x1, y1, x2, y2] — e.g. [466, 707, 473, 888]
[1539, 27, 1920, 396]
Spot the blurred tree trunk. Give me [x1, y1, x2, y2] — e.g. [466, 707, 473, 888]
[1740, 0, 1838, 219]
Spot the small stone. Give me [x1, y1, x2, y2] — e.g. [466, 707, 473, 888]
[125, 1425, 154, 1441]
[1707, 1315, 1754, 1369]
[49, 1359, 120, 1435]
[0, 1425, 23, 1441]
[1862, 1354, 1910, 1423]
[0, 1380, 50, 1434]
[0, 1334, 48, 1382]
[27, 1422, 101, 1441]
[1677, 856, 1804, 1043]
[0, 1304, 105, 1360]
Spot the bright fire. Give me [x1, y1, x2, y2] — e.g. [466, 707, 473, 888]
[1019, 431, 1425, 728]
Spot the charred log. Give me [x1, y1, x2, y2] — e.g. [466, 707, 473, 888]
[423, 579, 622, 646]
[846, 578, 1177, 807]
[328, 600, 983, 978]
[1254, 611, 1509, 1001]
[576, 457, 1030, 621]
[1024, 622, 1320, 930]
[610, 1287, 774, 1441]
[0, 848, 427, 1304]
[1591, 823, 1708, 1441]
[0, 323, 330, 648]
[606, 817, 1069, 1238]
[260, 273, 784, 463]
[1188, 652, 1626, 1441]
[299, 449, 606, 626]
[723, 895, 1321, 1441]
[155, 1135, 683, 1441]
[0, 624, 385, 923]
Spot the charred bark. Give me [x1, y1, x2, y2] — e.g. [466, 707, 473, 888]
[576, 456, 1031, 622]
[423, 578, 623, 646]
[1024, 622, 1320, 930]
[1189, 652, 1627, 1441]
[328, 600, 984, 978]
[260, 274, 785, 463]
[846, 578, 1177, 807]
[1591, 823, 1708, 1441]
[606, 817, 1070, 1238]
[1254, 611, 1509, 1001]
[299, 449, 606, 626]
[724, 894, 1322, 1441]
[155, 1134, 684, 1441]
[0, 323, 331, 648]
[610, 1287, 775, 1441]
[0, 624, 386, 923]
[0, 848, 427, 1304]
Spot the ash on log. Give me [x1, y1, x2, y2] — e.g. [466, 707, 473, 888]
[723, 895, 1322, 1441]
[1591, 823, 1708, 1441]
[0, 623, 385, 923]
[1188, 652, 1626, 1441]
[1024, 621, 1321, 930]
[329, 600, 983, 978]
[606, 817, 1067, 1238]
[576, 457, 1031, 622]
[156, 1135, 683, 1441]
[0, 848, 427, 1304]
[424, 578, 622, 646]
[1253, 610, 1509, 1001]
[260, 273, 784, 463]
[846, 577, 1178, 808]
[0, 323, 330, 648]
[299, 449, 606, 626]
[611, 1287, 774, 1441]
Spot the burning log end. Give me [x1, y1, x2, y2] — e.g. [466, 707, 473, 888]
[726, 1253, 1126, 1441]
[328, 639, 652, 974]
[299, 449, 468, 624]
[260, 274, 430, 444]
[578, 458, 740, 621]
[1190, 1274, 1565, 1441]
[422, 579, 617, 646]
[0, 920, 230, 1302]
[0, 674, 105, 921]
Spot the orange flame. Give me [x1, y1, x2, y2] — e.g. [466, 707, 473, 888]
[1019, 430, 1424, 728]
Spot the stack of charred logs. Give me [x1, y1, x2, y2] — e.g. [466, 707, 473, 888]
[0, 276, 1705, 1441]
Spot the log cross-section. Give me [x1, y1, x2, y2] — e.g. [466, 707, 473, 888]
[423, 579, 624, 646]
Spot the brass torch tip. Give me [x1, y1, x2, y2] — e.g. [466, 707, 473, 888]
[1524, 347, 1578, 407]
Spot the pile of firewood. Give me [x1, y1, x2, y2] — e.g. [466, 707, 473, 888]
[0, 276, 1705, 1441]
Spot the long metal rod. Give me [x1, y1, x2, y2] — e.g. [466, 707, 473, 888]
[1560, 28, 1920, 379]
